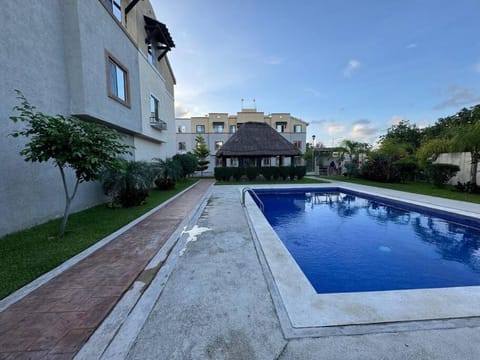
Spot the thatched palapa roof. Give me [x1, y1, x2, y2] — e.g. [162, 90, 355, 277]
[216, 122, 301, 157]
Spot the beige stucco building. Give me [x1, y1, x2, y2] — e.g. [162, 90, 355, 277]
[176, 108, 308, 174]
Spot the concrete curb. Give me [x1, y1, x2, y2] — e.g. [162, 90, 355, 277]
[0, 181, 202, 313]
[75, 183, 213, 360]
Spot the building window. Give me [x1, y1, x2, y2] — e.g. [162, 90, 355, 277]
[196, 125, 205, 133]
[294, 140, 302, 149]
[213, 122, 224, 133]
[104, 0, 122, 22]
[178, 142, 186, 151]
[215, 141, 224, 150]
[215, 158, 222, 166]
[230, 158, 238, 166]
[150, 95, 159, 121]
[106, 52, 129, 106]
[147, 44, 155, 66]
[263, 157, 271, 166]
[178, 125, 186, 133]
[229, 125, 236, 134]
[294, 124, 302, 133]
[276, 122, 287, 133]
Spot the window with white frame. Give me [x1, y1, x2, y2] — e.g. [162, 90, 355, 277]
[294, 140, 302, 149]
[276, 122, 287, 132]
[215, 158, 222, 166]
[213, 122, 224, 133]
[150, 95, 159, 121]
[178, 142, 186, 151]
[147, 44, 156, 66]
[178, 125, 186, 133]
[104, 0, 122, 21]
[230, 158, 238, 166]
[229, 125, 236, 133]
[294, 124, 302, 133]
[215, 141, 224, 150]
[106, 52, 129, 106]
[263, 157, 271, 166]
[196, 125, 205, 133]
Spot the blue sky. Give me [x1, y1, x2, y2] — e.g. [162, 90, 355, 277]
[152, 0, 480, 146]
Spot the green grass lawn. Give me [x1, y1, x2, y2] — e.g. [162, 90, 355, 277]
[215, 178, 329, 185]
[322, 175, 480, 204]
[0, 179, 198, 300]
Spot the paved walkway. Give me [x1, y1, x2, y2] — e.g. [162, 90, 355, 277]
[0, 179, 213, 360]
[124, 184, 480, 360]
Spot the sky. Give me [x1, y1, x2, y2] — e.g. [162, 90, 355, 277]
[151, 0, 480, 146]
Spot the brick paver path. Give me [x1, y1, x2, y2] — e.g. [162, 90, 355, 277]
[0, 179, 213, 359]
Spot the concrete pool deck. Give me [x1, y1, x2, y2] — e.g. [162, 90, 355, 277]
[95, 183, 480, 359]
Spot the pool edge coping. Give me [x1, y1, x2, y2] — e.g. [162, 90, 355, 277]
[243, 182, 480, 337]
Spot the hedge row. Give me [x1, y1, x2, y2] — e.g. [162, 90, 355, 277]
[214, 166, 306, 181]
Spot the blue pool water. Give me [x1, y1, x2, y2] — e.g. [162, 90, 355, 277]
[254, 188, 480, 294]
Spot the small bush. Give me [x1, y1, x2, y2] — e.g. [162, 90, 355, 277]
[154, 178, 176, 190]
[279, 166, 290, 180]
[295, 166, 306, 180]
[245, 167, 259, 181]
[261, 167, 274, 180]
[455, 181, 480, 193]
[232, 167, 243, 181]
[102, 160, 154, 207]
[289, 167, 296, 180]
[272, 167, 280, 180]
[394, 158, 418, 182]
[360, 155, 401, 183]
[425, 163, 460, 188]
[173, 153, 198, 179]
[214, 167, 228, 181]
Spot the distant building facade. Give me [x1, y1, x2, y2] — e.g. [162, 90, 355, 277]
[176, 108, 308, 174]
[0, 0, 176, 236]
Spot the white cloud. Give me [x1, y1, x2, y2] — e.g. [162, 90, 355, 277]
[434, 85, 480, 110]
[343, 59, 361, 78]
[263, 56, 284, 65]
[349, 119, 378, 141]
[406, 43, 417, 49]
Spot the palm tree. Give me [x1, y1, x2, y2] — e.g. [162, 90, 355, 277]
[339, 140, 369, 176]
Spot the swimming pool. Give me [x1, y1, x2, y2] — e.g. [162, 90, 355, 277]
[244, 184, 480, 330]
[253, 187, 480, 294]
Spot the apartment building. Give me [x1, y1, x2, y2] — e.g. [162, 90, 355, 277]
[0, 0, 176, 236]
[176, 108, 308, 174]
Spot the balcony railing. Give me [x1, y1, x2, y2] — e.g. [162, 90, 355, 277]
[150, 116, 167, 131]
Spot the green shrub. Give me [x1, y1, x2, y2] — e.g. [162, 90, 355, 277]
[288, 167, 296, 180]
[295, 166, 306, 180]
[232, 167, 243, 181]
[245, 167, 259, 181]
[360, 154, 401, 183]
[272, 167, 280, 180]
[425, 163, 460, 188]
[214, 167, 226, 181]
[102, 160, 155, 207]
[279, 167, 290, 180]
[261, 167, 274, 180]
[173, 153, 198, 179]
[394, 158, 418, 182]
[153, 157, 181, 190]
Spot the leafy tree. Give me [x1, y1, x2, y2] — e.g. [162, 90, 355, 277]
[416, 138, 450, 167]
[339, 139, 370, 176]
[10, 91, 131, 237]
[380, 120, 422, 154]
[193, 135, 210, 175]
[173, 152, 198, 179]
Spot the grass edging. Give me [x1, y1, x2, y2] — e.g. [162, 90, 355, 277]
[0, 180, 200, 312]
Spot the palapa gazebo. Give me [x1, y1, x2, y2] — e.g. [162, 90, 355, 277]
[216, 122, 302, 168]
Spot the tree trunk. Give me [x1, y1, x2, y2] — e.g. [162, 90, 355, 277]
[58, 166, 80, 237]
[471, 152, 479, 186]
